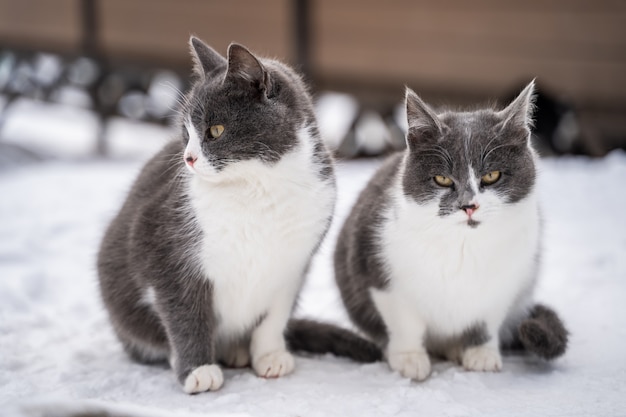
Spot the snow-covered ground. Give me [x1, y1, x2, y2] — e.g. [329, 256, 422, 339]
[1, 103, 626, 416]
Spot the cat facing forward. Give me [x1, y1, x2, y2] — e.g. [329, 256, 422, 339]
[97, 37, 379, 394]
[334, 81, 568, 380]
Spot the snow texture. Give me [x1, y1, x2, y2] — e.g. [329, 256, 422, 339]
[1, 122, 626, 415]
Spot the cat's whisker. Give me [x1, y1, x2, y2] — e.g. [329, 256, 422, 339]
[419, 145, 454, 168]
[157, 153, 188, 183]
[160, 81, 185, 103]
[170, 95, 194, 119]
[480, 134, 502, 164]
[483, 143, 513, 164]
[252, 141, 283, 162]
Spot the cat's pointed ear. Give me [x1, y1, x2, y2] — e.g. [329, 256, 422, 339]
[405, 87, 443, 146]
[189, 36, 226, 79]
[498, 80, 536, 131]
[226, 43, 271, 96]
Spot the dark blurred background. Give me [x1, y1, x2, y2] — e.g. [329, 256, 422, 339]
[0, 0, 624, 159]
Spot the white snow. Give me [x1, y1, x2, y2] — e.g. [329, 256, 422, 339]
[0, 99, 174, 161]
[1, 98, 100, 158]
[1, 130, 626, 415]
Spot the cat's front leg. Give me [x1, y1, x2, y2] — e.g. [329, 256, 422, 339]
[157, 277, 224, 394]
[371, 289, 431, 381]
[461, 322, 503, 372]
[250, 286, 297, 378]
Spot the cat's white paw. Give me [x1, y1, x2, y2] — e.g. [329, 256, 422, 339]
[462, 346, 502, 372]
[183, 364, 224, 394]
[252, 349, 295, 378]
[388, 351, 431, 381]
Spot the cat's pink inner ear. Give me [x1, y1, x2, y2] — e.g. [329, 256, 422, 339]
[226, 43, 271, 93]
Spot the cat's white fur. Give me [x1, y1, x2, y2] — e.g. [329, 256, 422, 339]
[184, 122, 335, 381]
[183, 364, 223, 394]
[371, 152, 540, 380]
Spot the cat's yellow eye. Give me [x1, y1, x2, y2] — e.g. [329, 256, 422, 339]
[209, 124, 224, 139]
[434, 175, 454, 187]
[481, 170, 501, 185]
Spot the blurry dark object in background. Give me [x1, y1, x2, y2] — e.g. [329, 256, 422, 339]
[505, 82, 626, 158]
[3, 49, 623, 161]
[0, 48, 185, 156]
[315, 91, 406, 160]
[0, 49, 184, 122]
[334, 108, 406, 159]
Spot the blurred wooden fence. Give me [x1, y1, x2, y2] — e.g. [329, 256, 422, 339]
[1, 0, 624, 109]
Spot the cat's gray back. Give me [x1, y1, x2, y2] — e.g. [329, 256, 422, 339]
[98, 140, 202, 364]
[334, 153, 401, 341]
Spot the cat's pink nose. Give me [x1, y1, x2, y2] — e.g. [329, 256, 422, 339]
[461, 204, 479, 217]
[185, 155, 197, 167]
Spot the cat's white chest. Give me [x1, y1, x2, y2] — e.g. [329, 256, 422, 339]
[378, 193, 540, 336]
[189, 143, 334, 337]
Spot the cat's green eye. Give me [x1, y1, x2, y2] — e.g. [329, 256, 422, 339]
[209, 125, 225, 139]
[481, 170, 501, 185]
[434, 175, 454, 187]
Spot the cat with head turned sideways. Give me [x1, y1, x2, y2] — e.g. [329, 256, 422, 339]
[334, 81, 568, 380]
[97, 37, 380, 394]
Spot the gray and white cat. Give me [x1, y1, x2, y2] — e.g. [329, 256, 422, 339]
[97, 37, 379, 394]
[334, 81, 568, 381]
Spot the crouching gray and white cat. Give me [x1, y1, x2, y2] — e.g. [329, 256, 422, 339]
[334, 81, 568, 381]
[97, 37, 379, 394]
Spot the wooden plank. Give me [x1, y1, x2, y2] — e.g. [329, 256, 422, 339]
[315, 43, 626, 106]
[315, 6, 626, 57]
[98, 0, 292, 67]
[315, 0, 626, 13]
[0, 0, 80, 52]
[313, 1, 626, 106]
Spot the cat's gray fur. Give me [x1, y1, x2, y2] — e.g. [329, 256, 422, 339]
[97, 37, 379, 393]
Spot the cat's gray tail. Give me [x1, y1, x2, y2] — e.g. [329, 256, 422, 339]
[285, 319, 382, 363]
[514, 304, 569, 360]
